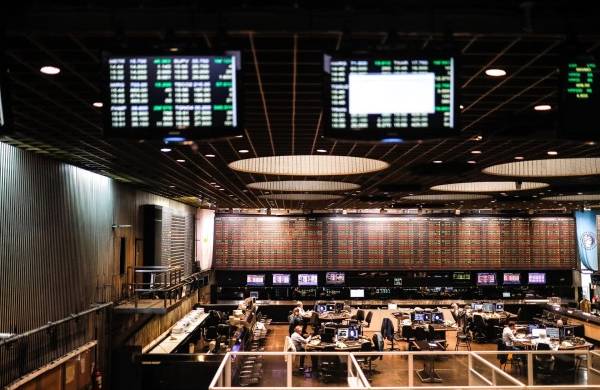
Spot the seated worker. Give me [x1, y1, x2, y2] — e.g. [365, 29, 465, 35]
[296, 301, 306, 316]
[502, 321, 520, 350]
[291, 325, 312, 371]
[289, 307, 303, 335]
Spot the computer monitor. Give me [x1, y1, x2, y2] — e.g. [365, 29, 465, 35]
[326, 303, 336, 312]
[531, 328, 546, 338]
[246, 274, 265, 286]
[249, 291, 259, 300]
[474, 304, 483, 311]
[272, 273, 291, 286]
[348, 326, 359, 340]
[350, 289, 365, 298]
[315, 304, 327, 313]
[495, 303, 505, 312]
[432, 312, 444, 324]
[502, 292, 511, 298]
[482, 303, 495, 313]
[413, 312, 425, 322]
[322, 327, 335, 343]
[335, 302, 344, 312]
[546, 327, 560, 339]
[562, 326, 575, 338]
[422, 313, 432, 323]
[337, 327, 349, 339]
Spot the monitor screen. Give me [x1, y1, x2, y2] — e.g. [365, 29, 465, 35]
[413, 312, 424, 322]
[422, 313, 432, 323]
[350, 289, 365, 298]
[503, 273, 521, 285]
[474, 304, 483, 311]
[495, 303, 505, 312]
[298, 273, 318, 286]
[322, 327, 335, 343]
[348, 326, 359, 340]
[337, 328, 349, 339]
[563, 326, 575, 338]
[325, 272, 345, 285]
[103, 52, 241, 139]
[528, 272, 546, 284]
[502, 292, 511, 298]
[559, 55, 599, 140]
[393, 277, 403, 286]
[432, 312, 444, 324]
[246, 274, 265, 286]
[482, 303, 495, 313]
[249, 291, 259, 299]
[315, 304, 327, 313]
[477, 273, 497, 286]
[546, 327, 560, 339]
[324, 54, 457, 141]
[272, 273, 291, 286]
[531, 328, 546, 338]
[326, 303, 336, 312]
[453, 272, 471, 281]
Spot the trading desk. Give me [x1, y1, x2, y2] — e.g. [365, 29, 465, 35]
[305, 336, 372, 351]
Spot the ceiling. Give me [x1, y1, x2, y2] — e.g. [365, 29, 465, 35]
[2, 1, 600, 212]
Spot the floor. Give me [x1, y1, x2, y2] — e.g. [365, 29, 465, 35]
[252, 324, 600, 388]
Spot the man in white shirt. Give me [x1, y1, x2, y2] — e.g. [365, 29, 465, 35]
[291, 325, 311, 370]
[296, 301, 306, 316]
[502, 321, 517, 348]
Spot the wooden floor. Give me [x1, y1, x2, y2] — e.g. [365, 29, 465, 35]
[253, 324, 600, 388]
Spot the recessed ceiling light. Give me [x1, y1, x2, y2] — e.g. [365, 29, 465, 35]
[470, 150, 482, 154]
[316, 149, 327, 153]
[238, 149, 249, 154]
[467, 160, 477, 164]
[433, 160, 443, 164]
[169, 47, 179, 52]
[534, 104, 552, 111]
[235, 135, 244, 138]
[460, 105, 465, 110]
[176, 159, 185, 163]
[485, 68, 507, 77]
[92, 102, 103, 108]
[160, 148, 172, 152]
[169, 185, 175, 188]
[219, 188, 225, 191]
[205, 154, 215, 158]
[514, 156, 524, 160]
[547, 150, 558, 156]
[40, 65, 61, 75]
[585, 141, 596, 146]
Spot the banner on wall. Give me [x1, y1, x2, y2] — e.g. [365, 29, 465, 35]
[575, 211, 599, 271]
[195, 208, 215, 271]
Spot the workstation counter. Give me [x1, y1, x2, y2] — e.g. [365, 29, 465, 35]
[549, 305, 600, 342]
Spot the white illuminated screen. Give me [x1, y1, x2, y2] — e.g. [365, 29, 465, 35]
[350, 289, 365, 298]
[348, 73, 436, 115]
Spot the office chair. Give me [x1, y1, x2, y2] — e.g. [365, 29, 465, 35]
[414, 326, 427, 342]
[217, 323, 230, 342]
[534, 343, 555, 383]
[205, 326, 218, 342]
[353, 309, 365, 322]
[381, 318, 396, 350]
[496, 340, 521, 374]
[472, 315, 488, 342]
[363, 311, 373, 330]
[319, 345, 341, 383]
[455, 326, 471, 351]
[309, 312, 321, 334]
[354, 339, 376, 378]
[402, 325, 415, 344]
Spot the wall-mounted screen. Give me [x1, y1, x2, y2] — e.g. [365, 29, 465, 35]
[324, 53, 457, 141]
[477, 273, 497, 286]
[503, 273, 521, 285]
[298, 273, 318, 286]
[272, 273, 291, 286]
[103, 52, 241, 139]
[350, 289, 365, 298]
[246, 274, 265, 286]
[325, 272, 345, 285]
[393, 277, 403, 286]
[528, 272, 546, 284]
[560, 55, 599, 140]
[453, 272, 471, 281]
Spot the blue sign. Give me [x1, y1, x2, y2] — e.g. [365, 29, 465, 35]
[575, 211, 599, 271]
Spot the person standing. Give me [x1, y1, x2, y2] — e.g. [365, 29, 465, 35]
[291, 325, 312, 371]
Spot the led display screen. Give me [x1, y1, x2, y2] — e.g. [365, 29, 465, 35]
[103, 52, 241, 139]
[325, 272, 345, 285]
[324, 53, 457, 141]
[246, 274, 265, 286]
[272, 273, 291, 285]
[560, 55, 599, 140]
[528, 272, 546, 284]
[503, 273, 521, 285]
[477, 273, 497, 286]
[298, 273, 318, 286]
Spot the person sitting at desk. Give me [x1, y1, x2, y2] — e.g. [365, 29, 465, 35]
[502, 322, 518, 349]
[296, 301, 306, 316]
[289, 308, 303, 335]
[291, 325, 312, 371]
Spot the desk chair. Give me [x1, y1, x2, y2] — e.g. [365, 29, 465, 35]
[402, 325, 415, 344]
[534, 343, 555, 383]
[472, 315, 488, 342]
[455, 326, 471, 351]
[309, 312, 321, 334]
[496, 340, 521, 374]
[319, 345, 341, 383]
[353, 309, 365, 323]
[205, 326, 218, 342]
[381, 318, 396, 350]
[414, 326, 427, 342]
[354, 339, 376, 379]
[363, 311, 373, 330]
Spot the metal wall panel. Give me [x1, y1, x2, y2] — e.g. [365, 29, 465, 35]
[0, 142, 196, 333]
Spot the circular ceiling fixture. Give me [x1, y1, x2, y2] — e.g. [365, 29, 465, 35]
[483, 158, 600, 177]
[229, 155, 389, 176]
[542, 194, 600, 202]
[401, 194, 493, 202]
[258, 193, 343, 201]
[247, 180, 360, 192]
[431, 181, 549, 193]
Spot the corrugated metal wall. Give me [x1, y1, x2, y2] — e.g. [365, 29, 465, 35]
[0, 142, 196, 333]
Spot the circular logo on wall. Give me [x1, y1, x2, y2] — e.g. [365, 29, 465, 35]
[581, 232, 597, 250]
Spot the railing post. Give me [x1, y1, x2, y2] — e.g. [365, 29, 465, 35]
[225, 355, 231, 387]
[286, 353, 293, 387]
[527, 352, 534, 386]
[408, 354, 414, 387]
[468, 353, 473, 386]
[348, 353, 352, 379]
[491, 365, 496, 385]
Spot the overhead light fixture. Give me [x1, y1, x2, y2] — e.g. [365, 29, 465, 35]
[160, 148, 172, 152]
[514, 156, 524, 160]
[470, 150, 482, 154]
[433, 160, 443, 164]
[473, 135, 483, 141]
[238, 149, 249, 154]
[460, 105, 465, 110]
[40, 65, 61, 75]
[169, 185, 175, 188]
[483, 157, 600, 177]
[259, 193, 343, 201]
[467, 160, 477, 164]
[534, 104, 552, 111]
[205, 154, 215, 158]
[585, 141, 596, 146]
[176, 159, 185, 163]
[485, 68, 507, 77]
[92, 102, 103, 108]
[247, 180, 360, 192]
[219, 188, 225, 191]
[547, 150, 558, 156]
[542, 194, 600, 202]
[229, 155, 389, 176]
[316, 149, 327, 153]
[431, 181, 549, 193]
[235, 135, 243, 138]
[401, 194, 492, 202]
[169, 47, 179, 52]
